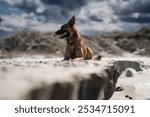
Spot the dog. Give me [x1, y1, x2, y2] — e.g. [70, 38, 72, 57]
[55, 16, 93, 61]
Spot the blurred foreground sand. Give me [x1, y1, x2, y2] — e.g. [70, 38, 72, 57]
[0, 56, 149, 100]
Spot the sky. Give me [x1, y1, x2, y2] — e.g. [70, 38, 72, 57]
[0, 0, 150, 36]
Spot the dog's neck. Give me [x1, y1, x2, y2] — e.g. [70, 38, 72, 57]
[66, 29, 81, 44]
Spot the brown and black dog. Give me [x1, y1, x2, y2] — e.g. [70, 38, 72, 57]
[55, 16, 93, 61]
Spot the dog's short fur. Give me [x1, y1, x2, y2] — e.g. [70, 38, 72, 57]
[55, 16, 93, 61]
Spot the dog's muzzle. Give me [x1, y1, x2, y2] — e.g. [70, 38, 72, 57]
[55, 29, 70, 39]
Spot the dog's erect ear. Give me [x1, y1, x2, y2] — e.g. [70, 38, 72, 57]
[68, 15, 75, 26]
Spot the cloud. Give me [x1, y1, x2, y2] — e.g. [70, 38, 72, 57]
[76, 0, 121, 34]
[0, 16, 3, 22]
[111, 0, 147, 13]
[121, 15, 150, 23]
[89, 15, 103, 22]
[3, 0, 45, 14]
[110, 0, 150, 23]
[0, 0, 150, 35]
[1, 13, 43, 31]
[2, 0, 90, 22]
[42, 0, 88, 10]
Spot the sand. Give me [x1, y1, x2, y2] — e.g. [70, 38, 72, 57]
[0, 55, 150, 100]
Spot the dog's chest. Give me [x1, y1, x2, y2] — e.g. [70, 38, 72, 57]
[67, 43, 75, 52]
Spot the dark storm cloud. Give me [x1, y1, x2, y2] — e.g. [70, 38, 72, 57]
[7, 0, 44, 15]
[111, 0, 150, 24]
[121, 15, 150, 23]
[112, 0, 150, 15]
[89, 15, 103, 22]
[0, 16, 3, 25]
[41, 0, 89, 20]
[11, 0, 86, 13]
[0, 16, 3, 22]
[2, 0, 90, 23]
[42, 0, 88, 11]
[135, 2, 150, 14]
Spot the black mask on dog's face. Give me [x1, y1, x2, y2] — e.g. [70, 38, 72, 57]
[55, 27, 70, 39]
[55, 16, 75, 39]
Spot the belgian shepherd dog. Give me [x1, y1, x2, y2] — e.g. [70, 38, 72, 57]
[55, 16, 93, 61]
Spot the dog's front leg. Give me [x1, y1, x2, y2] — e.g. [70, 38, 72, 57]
[73, 42, 84, 61]
[63, 56, 70, 61]
[63, 52, 71, 61]
[63, 45, 72, 61]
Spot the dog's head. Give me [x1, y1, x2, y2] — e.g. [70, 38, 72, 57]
[55, 16, 76, 39]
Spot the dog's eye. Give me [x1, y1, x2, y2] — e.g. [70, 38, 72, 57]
[61, 25, 67, 29]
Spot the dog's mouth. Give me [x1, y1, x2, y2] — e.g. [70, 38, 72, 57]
[55, 30, 70, 39]
[60, 30, 70, 39]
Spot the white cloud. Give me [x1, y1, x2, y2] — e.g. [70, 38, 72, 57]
[132, 13, 140, 18]
[0, 26, 14, 32]
[76, 0, 121, 34]
[2, 14, 27, 28]
[31, 23, 60, 32]
[1, 12, 43, 30]
[78, 1, 117, 23]
[2, 0, 46, 14]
